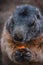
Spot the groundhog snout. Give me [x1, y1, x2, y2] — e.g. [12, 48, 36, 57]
[14, 31, 24, 42]
[13, 26, 26, 42]
[13, 48, 31, 62]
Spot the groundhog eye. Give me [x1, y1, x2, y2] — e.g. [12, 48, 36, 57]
[28, 21, 35, 27]
[37, 15, 40, 19]
[11, 24, 13, 28]
[10, 19, 14, 28]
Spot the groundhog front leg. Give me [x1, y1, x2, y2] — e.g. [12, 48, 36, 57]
[2, 53, 17, 65]
[1, 28, 18, 65]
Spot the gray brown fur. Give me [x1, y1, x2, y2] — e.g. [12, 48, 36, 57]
[1, 4, 43, 65]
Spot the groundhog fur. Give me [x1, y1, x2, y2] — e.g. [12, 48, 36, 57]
[0, 4, 43, 65]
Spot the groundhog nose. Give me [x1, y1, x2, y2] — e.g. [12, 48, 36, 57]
[14, 32, 23, 42]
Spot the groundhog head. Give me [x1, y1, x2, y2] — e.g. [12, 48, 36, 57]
[6, 4, 43, 64]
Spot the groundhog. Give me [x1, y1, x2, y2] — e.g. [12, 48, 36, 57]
[1, 4, 43, 65]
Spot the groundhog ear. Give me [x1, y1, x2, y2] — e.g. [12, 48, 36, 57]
[6, 16, 14, 33]
[36, 8, 42, 19]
